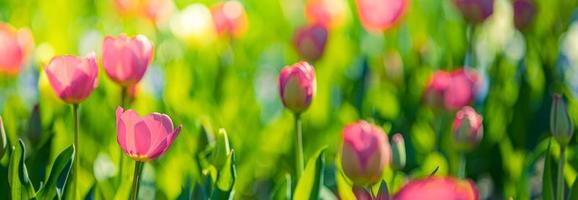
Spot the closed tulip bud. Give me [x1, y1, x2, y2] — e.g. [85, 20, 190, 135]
[391, 133, 406, 170]
[0, 23, 34, 76]
[116, 106, 181, 161]
[550, 94, 573, 145]
[394, 176, 479, 200]
[513, 0, 536, 30]
[293, 24, 328, 62]
[278, 61, 316, 114]
[211, 1, 248, 38]
[103, 34, 153, 86]
[355, 0, 409, 33]
[453, 0, 494, 24]
[45, 53, 98, 104]
[0, 116, 6, 158]
[341, 121, 391, 186]
[452, 106, 483, 151]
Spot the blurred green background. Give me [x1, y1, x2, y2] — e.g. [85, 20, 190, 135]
[1, 0, 578, 199]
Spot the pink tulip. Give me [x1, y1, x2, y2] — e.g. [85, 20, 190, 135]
[113, 0, 173, 24]
[394, 176, 479, 200]
[0, 23, 34, 76]
[513, 0, 536, 30]
[116, 106, 181, 161]
[305, 0, 347, 29]
[355, 0, 409, 33]
[341, 121, 391, 186]
[452, 106, 483, 150]
[45, 53, 98, 104]
[211, 1, 248, 38]
[103, 34, 153, 86]
[278, 61, 316, 114]
[453, 0, 494, 24]
[293, 24, 328, 62]
[424, 69, 480, 111]
[424, 71, 451, 109]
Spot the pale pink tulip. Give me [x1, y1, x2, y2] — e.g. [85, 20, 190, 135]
[394, 176, 479, 200]
[355, 0, 409, 33]
[103, 34, 153, 86]
[278, 61, 316, 114]
[211, 1, 248, 38]
[45, 53, 98, 104]
[0, 23, 34, 76]
[452, 106, 483, 150]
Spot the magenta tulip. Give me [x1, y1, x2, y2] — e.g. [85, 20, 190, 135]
[513, 0, 536, 30]
[211, 1, 248, 38]
[453, 0, 494, 24]
[293, 24, 328, 62]
[452, 106, 483, 150]
[355, 0, 409, 33]
[116, 106, 181, 161]
[45, 53, 98, 104]
[341, 121, 391, 186]
[394, 176, 479, 200]
[0, 23, 34, 76]
[424, 69, 480, 111]
[278, 61, 316, 114]
[103, 34, 153, 86]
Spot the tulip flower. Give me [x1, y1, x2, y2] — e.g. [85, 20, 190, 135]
[424, 69, 480, 111]
[45, 53, 99, 104]
[278, 61, 316, 114]
[0, 23, 34, 76]
[103, 34, 153, 87]
[113, 0, 173, 25]
[293, 23, 328, 62]
[341, 121, 391, 186]
[305, 0, 347, 29]
[355, 0, 409, 33]
[391, 133, 406, 170]
[170, 4, 217, 46]
[0, 116, 6, 159]
[116, 106, 181, 200]
[453, 0, 494, 24]
[211, 1, 248, 38]
[452, 106, 483, 151]
[394, 176, 479, 200]
[513, 0, 536, 30]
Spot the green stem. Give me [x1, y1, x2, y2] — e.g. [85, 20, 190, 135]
[294, 113, 304, 179]
[130, 161, 144, 200]
[457, 152, 466, 179]
[557, 145, 566, 200]
[119, 86, 127, 181]
[72, 104, 80, 199]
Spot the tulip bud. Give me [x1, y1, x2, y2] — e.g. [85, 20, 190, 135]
[452, 106, 483, 151]
[0, 23, 34, 76]
[453, 0, 494, 24]
[0, 116, 7, 158]
[293, 24, 328, 62]
[45, 53, 99, 104]
[513, 0, 536, 30]
[341, 121, 391, 186]
[278, 61, 316, 114]
[550, 94, 574, 145]
[355, 0, 409, 33]
[424, 71, 451, 109]
[394, 176, 479, 200]
[391, 133, 406, 170]
[103, 34, 153, 87]
[116, 106, 182, 161]
[211, 1, 249, 38]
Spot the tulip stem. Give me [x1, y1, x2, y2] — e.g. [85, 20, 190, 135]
[457, 152, 466, 179]
[119, 86, 127, 183]
[131, 161, 144, 200]
[557, 145, 566, 200]
[72, 103, 80, 199]
[294, 113, 304, 179]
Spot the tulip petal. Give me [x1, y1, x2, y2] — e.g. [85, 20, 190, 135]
[134, 121, 152, 155]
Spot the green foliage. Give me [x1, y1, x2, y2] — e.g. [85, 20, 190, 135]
[8, 139, 35, 199]
[293, 147, 326, 200]
[36, 145, 74, 199]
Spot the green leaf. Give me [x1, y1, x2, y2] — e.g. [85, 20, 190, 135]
[568, 176, 578, 200]
[212, 128, 231, 170]
[211, 150, 237, 200]
[271, 173, 291, 200]
[8, 139, 35, 199]
[375, 180, 390, 200]
[543, 141, 554, 200]
[36, 145, 75, 199]
[293, 147, 326, 200]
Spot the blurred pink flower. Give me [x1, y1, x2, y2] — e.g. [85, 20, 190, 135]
[103, 34, 153, 86]
[116, 106, 181, 161]
[278, 61, 316, 114]
[341, 120, 391, 186]
[453, 0, 494, 24]
[45, 53, 98, 104]
[355, 0, 409, 33]
[394, 176, 479, 200]
[424, 69, 480, 111]
[305, 0, 347, 29]
[0, 23, 34, 76]
[211, 1, 248, 38]
[113, 0, 173, 24]
[513, 0, 536, 30]
[293, 23, 328, 62]
[452, 106, 483, 150]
